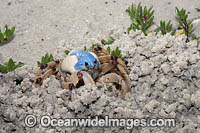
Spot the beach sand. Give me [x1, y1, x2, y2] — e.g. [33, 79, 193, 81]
[0, 0, 200, 132]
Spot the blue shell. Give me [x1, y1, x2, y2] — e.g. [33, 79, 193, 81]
[69, 50, 100, 78]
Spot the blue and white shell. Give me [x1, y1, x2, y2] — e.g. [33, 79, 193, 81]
[61, 50, 100, 78]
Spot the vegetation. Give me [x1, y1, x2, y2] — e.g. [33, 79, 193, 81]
[64, 50, 70, 55]
[0, 58, 24, 73]
[0, 25, 15, 43]
[82, 37, 123, 59]
[83, 37, 114, 51]
[101, 37, 115, 45]
[107, 47, 123, 58]
[175, 7, 197, 42]
[107, 86, 113, 92]
[126, 3, 154, 35]
[37, 53, 54, 67]
[89, 43, 101, 51]
[126, 3, 199, 43]
[154, 20, 176, 35]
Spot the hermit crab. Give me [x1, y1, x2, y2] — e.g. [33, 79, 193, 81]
[34, 46, 131, 99]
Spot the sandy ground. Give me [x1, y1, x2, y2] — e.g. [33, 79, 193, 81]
[0, 0, 200, 133]
[0, 0, 200, 65]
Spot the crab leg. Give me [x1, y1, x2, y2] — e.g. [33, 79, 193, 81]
[92, 46, 110, 55]
[42, 69, 56, 80]
[35, 69, 43, 80]
[69, 71, 95, 87]
[34, 60, 59, 88]
[35, 69, 53, 88]
[99, 73, 128, 99]
[116, 58, 129, 74]
[116, 64, 131, 92]
[60, 80, 76, 101]
[101, 62, 115, 75]
[35, 61, 59, 80]
[55, 72, 61, 80]
[46, 61, 58, 67]
[61, 71, 95, 101]
[61, 81, 74, 89]
[98, 55, 111, 63]
[99, 55, 129, 74]
[35, 68, 58, 88]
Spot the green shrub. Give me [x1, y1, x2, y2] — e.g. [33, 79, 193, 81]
[126, 3, 154, 35]
[0, 58, 24, 73]
[154, 20, 176, 35]
[0, 25, 15, 43]
[37, 53, 54, 67]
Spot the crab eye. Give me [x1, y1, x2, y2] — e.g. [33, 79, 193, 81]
[77, 71, 83, 78]
[85, 62, 89, 67]
[76, 79, 84, 88]
[69, 83, 75, 91]
[93, 60, 97, 68]
[85, 62, 90, 70]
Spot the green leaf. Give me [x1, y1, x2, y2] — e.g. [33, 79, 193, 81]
[0, 64, 7, 73]
[0, 58, 24, 73]
[65, 50, 70, 55]
[111, 47, 122, 58]
[171, 29, 176, 36]
[7, 58, 15, 72]
[37, 53, 54, 67]
[49, 54, 54, 61]
[41, 56, 45, 65]
[192, 34, 200, 40]
[178, 21, 184, 29]
[155, 20, 175, 36]
[37, 61, 41, 66]
[107, 86, 113, 92]
[101, 37, 115, 45]
[154, 28, 159, 35]
[45, 53, 48, 58]
[0, 25, 15, 43]
[13, 62, 24, 70]
[128, 25, 132, 33]
[145, 16, 154, 30]
[175, 7, 195, 42]
[3, 25, 9, 39]
[136, 9, 143, 26]
[175, 7, 179, 16]
[44, 53, 49, 63]
[106, 39, 114, 45]
[139, 5, 143, 19]
[89, 43, 101, 51]
[144, 6, 147, 16]
[10, 27, 15, 35]
[4, 25, 8, 32]
[0, 31, 4, 43]
[147, 6, 153, 14]
[147, 10, 154, 20]
[107, 47, 111, 54]
[83, 46, 87, 51]
[126, 3, 154, 35]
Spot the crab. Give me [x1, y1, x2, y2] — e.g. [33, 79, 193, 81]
[34, 46, 131, 99]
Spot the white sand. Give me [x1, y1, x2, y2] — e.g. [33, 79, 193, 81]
[0, 0, 199, 65]
[1, 31, 200, 132]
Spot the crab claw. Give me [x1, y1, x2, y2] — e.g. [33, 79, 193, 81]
[98, 73, 128, 99]
[60, 82, 76, 101]
[69, 71, 95, 87]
